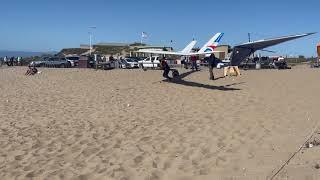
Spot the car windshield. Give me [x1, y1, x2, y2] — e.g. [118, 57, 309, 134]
[66, 57, 79, 60]
[126, 59, 134, 62]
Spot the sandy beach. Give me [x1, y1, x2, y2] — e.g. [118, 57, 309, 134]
[1, 65, 320, 180]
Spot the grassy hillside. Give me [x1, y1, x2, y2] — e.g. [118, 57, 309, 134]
[94, 45, 131, 55]
[59, 48, 89, 55]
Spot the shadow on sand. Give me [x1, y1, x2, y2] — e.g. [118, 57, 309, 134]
[163, 70, 242, 91]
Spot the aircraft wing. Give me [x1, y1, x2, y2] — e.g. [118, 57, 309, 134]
[189, 51, 224, 56]
[230, 32, 316, 66]
[137, 49, 186, 56]
[137, 49, 224, 56]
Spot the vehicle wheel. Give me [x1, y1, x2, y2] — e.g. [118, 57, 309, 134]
[60, 64, 65, 68]
[172, 70, 180, 78]
[67, 62, 72, 68]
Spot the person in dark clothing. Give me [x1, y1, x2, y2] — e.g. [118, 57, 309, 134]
[208, 54, 216, 80]
[190, 55, 198, 71]
[25, 65, 38, 75]
[9, 56, 15, 66]
[160, 57, 171, 80]
[109, 55, 114, 62]
[181, 56, 189, 69]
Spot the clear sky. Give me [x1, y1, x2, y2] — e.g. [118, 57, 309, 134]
[0, 0, 318, 57]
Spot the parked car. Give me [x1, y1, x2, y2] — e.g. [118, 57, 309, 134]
[138, 56, 161, 69]
[120, 58, 139, 69]
[29, 57, 51, 67]
[44, 57, 71, 68]
[216, 58, 231, 69]
[65, 56, 80, 67]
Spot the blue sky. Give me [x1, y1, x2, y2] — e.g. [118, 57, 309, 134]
[0, 0, 318, 57]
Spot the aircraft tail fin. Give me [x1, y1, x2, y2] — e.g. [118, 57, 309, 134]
[180, 40, 197, 53]
[198, 32, 224, 53]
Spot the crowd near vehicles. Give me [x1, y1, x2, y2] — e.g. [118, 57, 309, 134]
[138, 33, 224, 73]
[239, 57, 291, 70]
[138, 32, 314, 68]
[23, 32, 314, 71]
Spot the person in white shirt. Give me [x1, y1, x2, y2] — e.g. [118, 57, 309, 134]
[17, 57, 21, 66]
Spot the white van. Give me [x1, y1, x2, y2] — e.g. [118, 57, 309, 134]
[65, 56, 80, 67]
[138, 56, 161, 69]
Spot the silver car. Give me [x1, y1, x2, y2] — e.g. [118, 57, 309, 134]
[120, 58, 139, 69]
[65, 56, 80, 67]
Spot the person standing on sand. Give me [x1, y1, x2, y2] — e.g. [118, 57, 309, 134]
[0, 57, 3, 67]
[10, 56, 14, 66]
[109, 55, 114, 62]
[190, 55, 198, 71]
[208, 54, 216, 80]
[17, 56, 22, 66]
[3, 56, 7, 65]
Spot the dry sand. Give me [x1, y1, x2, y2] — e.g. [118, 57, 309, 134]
[1, 65, 320, 180]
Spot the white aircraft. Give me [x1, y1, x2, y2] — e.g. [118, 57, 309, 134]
[138, 32, 224, 56]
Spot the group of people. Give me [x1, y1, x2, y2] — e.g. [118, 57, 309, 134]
[160, 53, 217, 80]
[1, 56, 22, 66]
[181, 55, 200, 71]
[272, 57, 291, 69]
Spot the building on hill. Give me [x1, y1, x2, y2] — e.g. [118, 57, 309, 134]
[80, 44, 91, 49]
[79, 42, 173, 58]
[96, 43, 131, 47]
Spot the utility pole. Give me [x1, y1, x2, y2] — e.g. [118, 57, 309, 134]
[88, 26, 96, 56]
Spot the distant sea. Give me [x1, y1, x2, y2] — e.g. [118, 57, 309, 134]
[0, 50, 57, 58]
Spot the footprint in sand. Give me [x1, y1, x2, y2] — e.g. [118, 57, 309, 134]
[134, 155, 144, 165]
